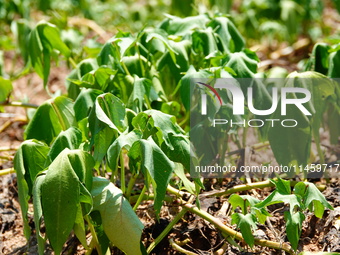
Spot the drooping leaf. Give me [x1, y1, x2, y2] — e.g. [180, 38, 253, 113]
[25, 96, 77, 144]
[92, 93, 127, 134]
[179, 66, 212, 111]
[284, 211, 305, 251]
[161, 133, 190, 170]
[91, 177, 144, 255]
[173, 163, 195, 194]
[0, 77, 13, 111]
[231, 213, 257, 247]
[14, 140, 49, 240]
[128, 138, 175, 214]
[268, 91, 312, 171]
[270, 178, 291, 195]
[41, 149, 81, 254]
[296, 182, 333, 218]
[141, 109, 185, 149]
[223, 51, 258, 78]
[207, 16, 245, 53]
[107, 130, 142, 171]
[306, 43, 330, 75]
[74, 88, 103, 121]
[33, 174, 46, 255]
[128, 76, 152, 113]
[47, 127, 83, 163]
[28, 21, 70, 87]
[159, 14, 209, 36]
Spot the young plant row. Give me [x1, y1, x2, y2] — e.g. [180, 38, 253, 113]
[0, 12, 339, 254]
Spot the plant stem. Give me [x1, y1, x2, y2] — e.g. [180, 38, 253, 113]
[147, 208, 188, 254]
[0, 168, 15, 176]
[85, 215, 102, 255]
[133, 184, 148, 211]
[126, 173, 138, 199]
[120, 152, 126, 194]
[179, 112, 189, 128]
[182, 203, 294, 254]
[0, 101, 39, 109]
[129, 193, 174, 204]
[121, 61, 131, 77]
[201, 180, 326, 198]
[169, 238, 197, 255]
[68, 57, 78, 69]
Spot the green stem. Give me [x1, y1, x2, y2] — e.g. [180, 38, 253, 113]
[121, 61, 131, 77]
[182, 203, 294, 254]
[133, 185, 148, 211]
[0, 168, 15, 176]
[85, 215, 102, 255]
[120, 152, 126, 194]
[179, 112, 189, 128]
[202, 179, 326, 198]
[144, 95, 152, 110]
[126, 173, 138, 199]
[169, 238, 197, 255]
[129, 193, 174, 204]
[147, 208, 188, 254]
[0, 101, 39, 109]
[68, 57, 78, 69]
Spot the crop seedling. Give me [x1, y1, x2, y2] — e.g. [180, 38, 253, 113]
[0, 4, 339, 255]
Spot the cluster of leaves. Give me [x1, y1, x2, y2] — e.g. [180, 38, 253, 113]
[230, 178, 333, 251]
[9, 12, 252, 255]
[0, 2, 339, 254]
[231, 0, 337, 43]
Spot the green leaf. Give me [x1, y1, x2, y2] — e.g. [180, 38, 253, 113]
[47, 127, 83, 163]
[208, 16, 245, 53]
[93, 93, 127, 133]
[256, 191, 302, 214]
[162, 133, 191, 170]
[0, 77, 13, 106]
[306, 43, 330, 75]
[14, 140, 49, 239]
[29, 21, 70, 88]
[92, 126, 115, 169]
[142, 109, 185, 149]
[270, 178, 291, 195]
[159, 14, 209, 36]
[128, 138, 175, 214]
[231, 213, 257, 247]
[229, 194, 248, 213]
[284, 211, 305, 251]
[192, 27, 219, 56]
[33, 174, 47, 255]
[224, 51, 258, 78]
[91, 177, 144, 255]
[74, 88, 102, 121]
[268, 90, 312, 171]
[107, 130, 142, 171]
[299, 182, 333, 218]
[287, 72, 336, 158]
[173, 163, 196, 194]
[73, 204, 88, 249]
[128, 76, 152, 113]
[179, 66, 212, 111]
[41, 149, 81, 254]
[25, 96, 77, 144]
[328, 49, 340, 78]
